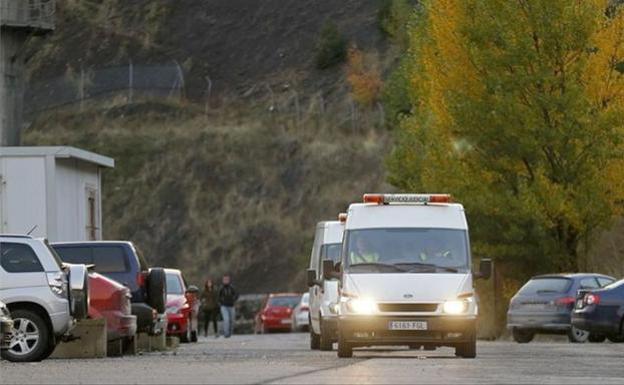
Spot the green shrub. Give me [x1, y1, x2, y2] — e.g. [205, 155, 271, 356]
[315, 22, 347, 70]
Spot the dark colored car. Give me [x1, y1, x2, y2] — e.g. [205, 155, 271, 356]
[52, 241, 167, 335]
[254, 293, 301, 333]
[572, 278, 624, 343]
[507, 273, 615, 343]
[165, 269, 199, 343]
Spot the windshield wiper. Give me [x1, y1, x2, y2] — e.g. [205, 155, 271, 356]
[394, 262, 459, 273]
[349, 262, 407, 272]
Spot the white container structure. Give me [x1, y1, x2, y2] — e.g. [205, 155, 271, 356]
[0, 146, 114, 241]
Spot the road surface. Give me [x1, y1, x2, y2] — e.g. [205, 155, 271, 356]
[1, 333, 623, 384]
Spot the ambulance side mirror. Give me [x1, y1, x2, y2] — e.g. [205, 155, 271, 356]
[475, 259, 492, 280]
[322, 259, 339, 280]
[306, 269, 321, 287]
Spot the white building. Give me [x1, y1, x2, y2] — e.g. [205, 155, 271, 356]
[0, 146, 114, 241]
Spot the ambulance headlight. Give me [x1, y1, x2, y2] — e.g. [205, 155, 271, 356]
[345, 298, 378, 315]
[443, 298, 471, 315]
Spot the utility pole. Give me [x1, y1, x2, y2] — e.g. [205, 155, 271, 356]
[0, 0, 55, 146]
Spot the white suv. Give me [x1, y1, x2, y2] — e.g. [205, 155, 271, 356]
[0, 235, 89, 362]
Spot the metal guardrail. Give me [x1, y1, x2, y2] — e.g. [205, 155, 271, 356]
[0, 0, 55, 30]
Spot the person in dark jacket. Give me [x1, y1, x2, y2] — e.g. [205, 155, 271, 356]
[218, 274, 239, 338]
[201, 279, 220, 337]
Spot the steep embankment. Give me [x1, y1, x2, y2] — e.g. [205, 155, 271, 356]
[23, 1, 394, 291]
[25, 103, 392, 292]
[26, 0, 385, 98]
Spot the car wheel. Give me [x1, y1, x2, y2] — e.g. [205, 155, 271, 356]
[1, 309, 51, 362]
[310, 328, 320, 350]
[455, 330, 477, 358]
[512, 328, 534, 343]
[319, 319, 333, 351]
[607, 335, 624, 343]
[147, 268, 166, 314]
[568, 326, 589, 343]
[337, 331, 353, 358]
[588, 333, 606, 343]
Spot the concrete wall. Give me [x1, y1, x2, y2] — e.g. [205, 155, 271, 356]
[0, 29, 27, 146]
[0, 155, 103, 241]
[0, 155, 47, 236]
[55, 158, 102, 241]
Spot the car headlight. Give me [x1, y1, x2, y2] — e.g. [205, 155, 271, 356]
[345, 298, 378, 315]
[166, 305, 181, 314]
[443, 298, 472, 315]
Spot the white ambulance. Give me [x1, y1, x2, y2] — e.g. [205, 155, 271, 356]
[306, 218, 345, 351]
[324, 194, 491, 358]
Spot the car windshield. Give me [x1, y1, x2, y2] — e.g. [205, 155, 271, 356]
[166, 273, 184, 294]
[321, 243, 341, 262]
[344, 228, 469, 273]
[517, 278, 572, 295]
[268, 296, 300, 308]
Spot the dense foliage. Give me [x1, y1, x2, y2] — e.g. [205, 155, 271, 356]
[389, 0, 624, 277]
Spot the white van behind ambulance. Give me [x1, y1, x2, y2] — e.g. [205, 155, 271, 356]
[323, 194, 491, 358]
[306, 219, 344, 351]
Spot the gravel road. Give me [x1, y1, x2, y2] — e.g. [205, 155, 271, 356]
[1, 333, 623, 384]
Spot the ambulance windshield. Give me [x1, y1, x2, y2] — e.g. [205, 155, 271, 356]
[344, 228, 469, 273]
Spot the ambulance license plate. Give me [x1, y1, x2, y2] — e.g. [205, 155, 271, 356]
[388, 321, 428, 331]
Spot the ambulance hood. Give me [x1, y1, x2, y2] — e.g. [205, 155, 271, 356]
[343, 272, 472, 302]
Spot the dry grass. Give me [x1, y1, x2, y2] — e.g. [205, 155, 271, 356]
[24, 98, 392, 293]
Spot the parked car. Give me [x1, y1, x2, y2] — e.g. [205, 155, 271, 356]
[291, 293, 310, 332]
[1, 301, 13, 351]
[307, 219, 344, 350]
[507, 273, 616, 343]
[572, 278, 624, 343]
[254, 293, 301, 333]
[234, 294, 267, 335]
[52, 241, 167, 335]
[88, 272, 137, 352]
[165, 269, 199, 343]
[0, 235, 89, 362]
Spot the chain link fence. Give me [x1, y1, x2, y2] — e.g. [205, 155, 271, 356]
[24, 62, 185, 117]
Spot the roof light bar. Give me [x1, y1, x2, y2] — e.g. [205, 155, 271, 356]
[363, 193, 452, 204]
[338, 213, 347, 223]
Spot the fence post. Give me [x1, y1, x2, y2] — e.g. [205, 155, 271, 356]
[292, 90, 300, 129]
[79, 66, 85, 112]
[128, 60, 134, 103]
[204, 76, 212, 114]
[173, 60, 185, 101]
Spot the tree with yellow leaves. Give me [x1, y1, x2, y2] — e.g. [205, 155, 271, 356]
[389, 0, 624, 275]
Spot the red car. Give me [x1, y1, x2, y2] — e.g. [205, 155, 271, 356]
[255, 293, 302, 333]
[165, 269, 199, 342]
[88, 272, 137, 351]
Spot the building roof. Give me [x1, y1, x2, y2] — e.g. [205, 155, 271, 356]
[0, 146, 114, 168]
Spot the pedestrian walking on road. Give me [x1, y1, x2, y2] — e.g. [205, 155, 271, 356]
[218, 274, 239, 338]
[201, 279, 220, 337]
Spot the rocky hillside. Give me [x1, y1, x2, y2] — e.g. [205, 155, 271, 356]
[23, 0, 395, 292]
